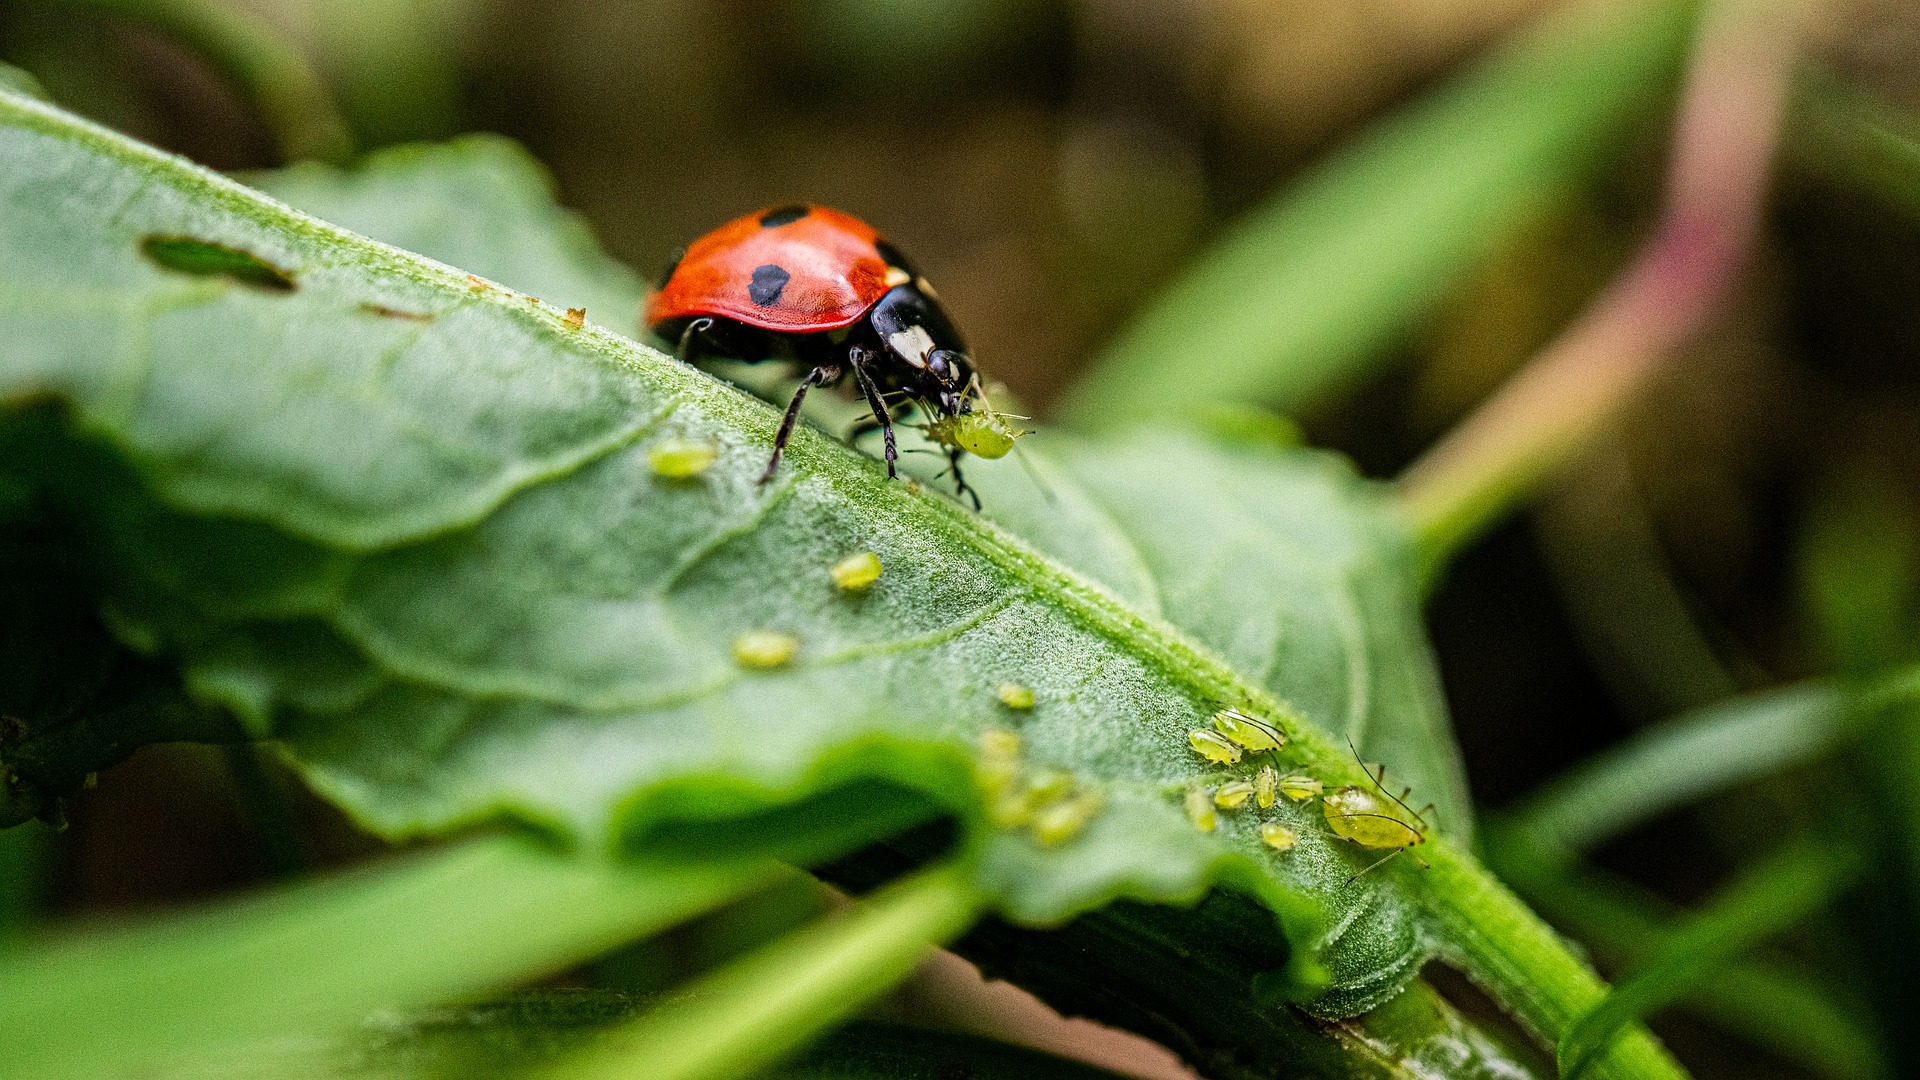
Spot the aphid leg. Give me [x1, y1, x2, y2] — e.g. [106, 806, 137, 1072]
[948, 446, 981, 511]
[674, 317, 714, 363]
[1344, 847, 1404, 885]
[761, 363, 841, 485]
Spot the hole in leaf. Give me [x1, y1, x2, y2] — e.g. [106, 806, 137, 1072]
[140, 235, 295, 292]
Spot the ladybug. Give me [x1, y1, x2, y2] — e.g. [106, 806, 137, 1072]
[648, 204, 1004, 508]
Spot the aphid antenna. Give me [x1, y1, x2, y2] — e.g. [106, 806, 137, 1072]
[1346, 737, 1431, 833]
[1344, 848, 1405, 885]
[1011, 443, 1059, 504]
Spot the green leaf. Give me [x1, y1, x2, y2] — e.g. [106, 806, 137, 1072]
[1506, 681, 1853, 860]
[0, 91, 1684, 1080]
[1556, 843, 1862, 1080]
[0, 836, 777, 1080]
[961, 430, 1471, 835]
[1061, 0, 1695, 427]
[1790, 74, 1920, 228]
[151, 995, 1146, 1080]
[249, 136, 649, 337]
[534, 862, 981, 1080]
[1485, 826, 1884, 1080]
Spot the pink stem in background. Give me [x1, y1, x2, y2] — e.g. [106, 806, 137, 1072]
[1397, 0, 1807, 568]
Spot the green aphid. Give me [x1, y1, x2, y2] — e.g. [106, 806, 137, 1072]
[731, 629, 797, 669]
[996, 682, 1036, 710]
[927, 409, 1026, 460]
[1260, 823, 1299, 852]
[1031, 791, 1103, 846]
[830, 551, 882, 591]
[1322, 747, 1433, 879]
[1254, 764, 1278, 808]
[1188, 728, 1242, 765]
[1185, 787, 1217, 832]
[1211, 708, 1284, 753]
[1214, 779, 1255, 809]
[1279, 775, 1324, 802]
[648, 437, 717, 478]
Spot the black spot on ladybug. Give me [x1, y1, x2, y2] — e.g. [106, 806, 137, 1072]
[142, 235, 295, 292]
[758, 205, 810, 228]
[749, 264, 791, 306]
[656, 247, 685, 289]
[873, 239, 917, 277]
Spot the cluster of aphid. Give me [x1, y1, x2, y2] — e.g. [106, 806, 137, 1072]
[1186, 707, 1433, 880]
[976, 727, 1105, 847]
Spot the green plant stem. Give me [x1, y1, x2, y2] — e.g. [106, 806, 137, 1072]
[536, 861, 985, 1080]
[1397, 0, 1803, 574]
[1485, 825, 1883, 1080]
[44, 0, 353, 162]
[1557, 842, 1861, 1079]
[1423, 843, 1691, 1080]
[0, 835, 777, 1080]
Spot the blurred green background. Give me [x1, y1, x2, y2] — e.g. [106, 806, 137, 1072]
[8, 1, 1920, 1077]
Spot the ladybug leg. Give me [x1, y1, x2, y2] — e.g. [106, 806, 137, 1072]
[760, 362, 842, 485]
[673, 317, 715, 363]
[946, 447, 981, 511]
[848, 345, 899, 480]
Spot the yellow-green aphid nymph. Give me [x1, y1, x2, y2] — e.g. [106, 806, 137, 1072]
[830, 551, 882, 591]
[928, 409, 1026, 460]
[1184, 787, 1217, 832]
[1279, 775, 1324, 802]
[1260, 823, 1298, 852]
[1322, 786, 1426, 849]
[648, 437, 718, 478]
[1211, 708, 1283, 753]
[993, 769, 1074, 830]
[979, 727, 1021, 762]
[1031, 791, 1103, 846]
[976, 728, 1021, 798]
[997, 682, 1035, 710]
[732, 629, 798, 669]
[1188, 728, 1242, 765]
[1321, 767, 1431, 880]
[1254, 764, 1278, 808]
[1214, 779, 1255, 809]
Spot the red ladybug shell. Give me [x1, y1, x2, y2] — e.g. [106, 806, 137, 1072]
[646, 205, 895, 334]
